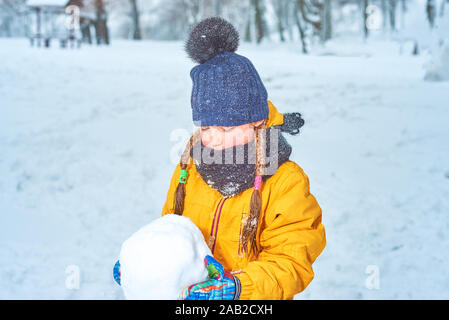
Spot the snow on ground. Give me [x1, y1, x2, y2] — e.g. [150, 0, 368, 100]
[0, 38, 448, 299]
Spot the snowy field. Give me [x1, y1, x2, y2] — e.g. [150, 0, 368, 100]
[1, 37, 448, 299]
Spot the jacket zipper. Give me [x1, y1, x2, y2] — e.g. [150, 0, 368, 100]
[208, 197, 227, 254]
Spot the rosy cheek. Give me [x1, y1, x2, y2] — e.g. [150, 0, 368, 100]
[244, 127, 254, 142]
[202, 130, 225, 149]
[201, 132, 211, 145]
[224, 129, 253, 148]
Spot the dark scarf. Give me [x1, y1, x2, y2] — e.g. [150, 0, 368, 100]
[191, 127, 292, 198]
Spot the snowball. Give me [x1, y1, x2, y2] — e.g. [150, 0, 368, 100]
[425, 41, 449, 82]
[119, 214, 211, 300]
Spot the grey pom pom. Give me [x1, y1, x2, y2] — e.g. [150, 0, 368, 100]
[185, 17, 239, 64]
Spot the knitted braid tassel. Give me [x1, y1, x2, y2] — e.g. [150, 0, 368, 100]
[240, 122, 266, 257]
[174, 129, 201, 215]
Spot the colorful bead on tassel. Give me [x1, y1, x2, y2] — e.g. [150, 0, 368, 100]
[179, 169, 188, 184]
[254, 175, 262, 190]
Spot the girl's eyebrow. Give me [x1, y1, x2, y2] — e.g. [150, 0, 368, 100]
[201, 126, 238, 132]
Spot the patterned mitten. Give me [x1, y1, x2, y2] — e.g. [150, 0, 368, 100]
[180, 255, 240, 300]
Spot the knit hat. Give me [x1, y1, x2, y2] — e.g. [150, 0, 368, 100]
[185, 17, 269, 127]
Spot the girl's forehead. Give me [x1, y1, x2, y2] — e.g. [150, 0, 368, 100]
[199, 120, 264, 129]
[202, 123, 252, 129]
[202, 125, 241, 130]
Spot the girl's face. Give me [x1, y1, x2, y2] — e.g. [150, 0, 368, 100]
[201, 120, 264, 150]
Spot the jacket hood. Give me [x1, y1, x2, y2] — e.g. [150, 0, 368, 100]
[266, 100, 284, 128]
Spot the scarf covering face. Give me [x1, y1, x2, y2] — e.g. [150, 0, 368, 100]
[191, 127, 292, 198]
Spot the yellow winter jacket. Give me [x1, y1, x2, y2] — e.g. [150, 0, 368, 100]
[161, 101, 326, 300]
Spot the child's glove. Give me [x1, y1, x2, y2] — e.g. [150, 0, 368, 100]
[280, 112, 305, 135]
[180, 255, 241, 300]
[113, 260, 121, 285]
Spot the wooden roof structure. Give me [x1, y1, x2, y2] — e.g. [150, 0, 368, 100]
[27, 0, 70, 9]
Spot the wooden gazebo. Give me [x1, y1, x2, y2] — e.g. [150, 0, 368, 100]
[27, 0, 86, 48]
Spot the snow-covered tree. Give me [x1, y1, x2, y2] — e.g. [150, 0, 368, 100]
[129, 0, 141, 39]
[389, 0, 397, 31]
[272, 0, 287, 42]
[296, 0, 332, 43]
[426, 0, 437, 28]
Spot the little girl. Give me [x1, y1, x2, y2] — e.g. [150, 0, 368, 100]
[161, 17, 326, 300]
